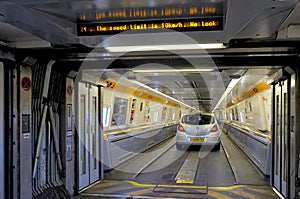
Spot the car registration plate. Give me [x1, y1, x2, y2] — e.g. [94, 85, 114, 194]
[192, 138, 204, 142]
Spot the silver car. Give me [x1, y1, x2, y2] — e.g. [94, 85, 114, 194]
[176, 113, 221, 150]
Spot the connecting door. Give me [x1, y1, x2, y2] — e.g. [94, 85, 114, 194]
[78, 82, 100, 190]
[274, 79, 289, 197]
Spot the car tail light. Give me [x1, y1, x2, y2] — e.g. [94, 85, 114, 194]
[177, 124, 185, 132]
[210, 124, 218, 133]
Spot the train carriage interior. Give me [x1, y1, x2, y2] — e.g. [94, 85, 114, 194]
[1, 0, 300, 198]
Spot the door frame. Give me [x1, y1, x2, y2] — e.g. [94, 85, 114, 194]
[272, 77, 291, 198]
[76, 82, 101, 191]
[0, 62, 4, 199]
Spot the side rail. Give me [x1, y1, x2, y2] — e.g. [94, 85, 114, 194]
[223, 122, 271, 176]
[103, 123, 177, 170]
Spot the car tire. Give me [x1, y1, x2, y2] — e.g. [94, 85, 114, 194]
[214, 142, 221, 151]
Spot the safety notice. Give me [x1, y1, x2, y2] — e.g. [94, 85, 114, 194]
[21, 77, 31, 91]
[67, 85, 73, 96]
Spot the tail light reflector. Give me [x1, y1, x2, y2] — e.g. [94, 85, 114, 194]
[177, 124, 185, 132]
[210, 124, 219, 133]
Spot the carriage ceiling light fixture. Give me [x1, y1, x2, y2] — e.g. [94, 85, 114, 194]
[132, 80, 196, 110]
[105, 43, 226, 52]
[212, 77, 241, 112]
[132, 68, 214, 73]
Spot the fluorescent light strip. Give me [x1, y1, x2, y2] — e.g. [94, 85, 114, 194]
[132, 80, 195, 110]
[106, 43, 226, 52]
[212, 78, 241, 112]
[133, 68, 214, 73]
[182, 99, 212, 102]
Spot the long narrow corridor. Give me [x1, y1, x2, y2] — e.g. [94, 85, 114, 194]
[1, 1, 300, 198]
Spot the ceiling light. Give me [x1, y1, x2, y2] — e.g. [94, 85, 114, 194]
[132, 80, 195, 110]
[212, 77, 241, 112]
[227, 78, 240, 88]
[133, 68, 214, 73]
[182, 98, 212, 102]
[105, 43, 226, 52]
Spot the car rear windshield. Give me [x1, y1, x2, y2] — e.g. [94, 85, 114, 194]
[181, 114, 214, 125]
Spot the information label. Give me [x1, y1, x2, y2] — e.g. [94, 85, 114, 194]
[77, 2, 225, 35]
[78, 3, 224, 22]
[78, 17, 223, 36]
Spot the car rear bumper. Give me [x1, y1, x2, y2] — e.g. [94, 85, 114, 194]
[176, 132, 220, 146]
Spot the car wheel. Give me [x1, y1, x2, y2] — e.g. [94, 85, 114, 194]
[214, 142, 221, 151]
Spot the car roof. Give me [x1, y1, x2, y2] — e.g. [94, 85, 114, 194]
[183, 113, 213, 116]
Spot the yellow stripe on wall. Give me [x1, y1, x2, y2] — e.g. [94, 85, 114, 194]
[105, 79, 181, 108]
[226, 81, 271, 108]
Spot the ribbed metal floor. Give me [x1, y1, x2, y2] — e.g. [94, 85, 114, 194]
[221, 133, 269, 185]
[78, 132, 278, 198]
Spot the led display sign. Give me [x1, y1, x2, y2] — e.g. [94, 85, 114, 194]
[76, 2, 225, 35]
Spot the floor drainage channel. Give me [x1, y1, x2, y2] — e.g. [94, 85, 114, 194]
[153, 152, 208, 196]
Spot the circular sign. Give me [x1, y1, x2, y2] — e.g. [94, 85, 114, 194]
[21, 77, 31, 91]
[67, 85, 73, 96]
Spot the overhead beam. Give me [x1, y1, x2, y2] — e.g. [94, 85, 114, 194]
[0, 2, 77, 45]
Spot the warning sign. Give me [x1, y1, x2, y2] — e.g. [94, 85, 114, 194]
[67, 85, 73, 96]
[21, 77, 31, 91]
